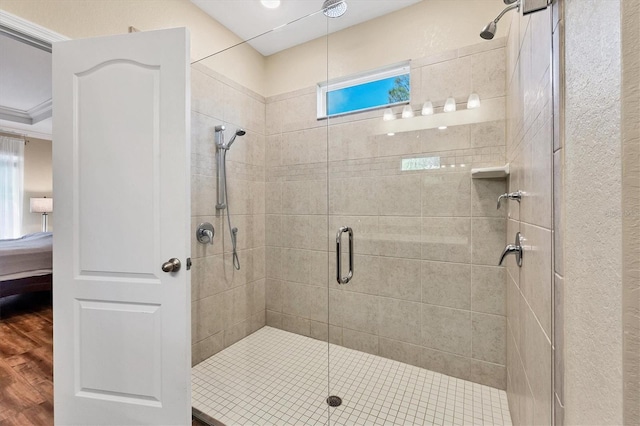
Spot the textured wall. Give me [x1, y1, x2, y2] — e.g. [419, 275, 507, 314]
[503, 3, 554, 425]
[0, 0, 266, 95]
[265, 40, 510, 389]
[564, 0, 623, 424]
[190, 63, 266, 365]
[264, 0, 510, 96]
[622, 0, 640, 424]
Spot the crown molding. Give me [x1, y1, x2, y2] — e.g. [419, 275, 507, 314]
[0, 10, 69, 44]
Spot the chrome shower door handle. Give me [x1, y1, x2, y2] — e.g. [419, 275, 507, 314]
[336, 226, 354, 284]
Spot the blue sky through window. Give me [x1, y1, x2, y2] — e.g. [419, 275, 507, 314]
[326, 74, 409, 116]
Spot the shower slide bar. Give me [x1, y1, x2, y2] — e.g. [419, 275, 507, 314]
[336, 226, 354, 284]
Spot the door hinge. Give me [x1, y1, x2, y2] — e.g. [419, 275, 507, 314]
[186, 257, 192, 271]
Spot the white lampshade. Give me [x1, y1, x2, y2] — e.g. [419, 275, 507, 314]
[260, 0, 280, 8]
[467, 93, 481, 109]
[30, 197, 53, 213]
[444, 97, 457, 113]
[401, 105, 414, 119]
[421, 101, 434, 116]
[383, 107, 396, 121]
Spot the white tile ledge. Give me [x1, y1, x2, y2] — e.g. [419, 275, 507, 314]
[471, 164, 510, 178]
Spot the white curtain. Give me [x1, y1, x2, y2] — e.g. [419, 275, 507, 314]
[0, 135, 25, 239]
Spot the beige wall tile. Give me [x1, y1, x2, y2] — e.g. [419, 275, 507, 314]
[376, 217, 423, 259]
[554, 274, 564, 406]
[310, 321, 329, 342]
[472, 313, 506, 364]
[265, 134, 281, 166]
[342, 291, 379, 335]
[224, 320, 248, 347]
[378, 298, 422, 345]
[192, 332, 224, 366]
[470, 120, 506, 149]
[421, 261, 472, 310]
[421, 347, 472, 382]
[191, 69, 224, 120]
[522, 304, 551, 426]
[328, 119, 379, 161]
[471, 47, 506, 99]
[282, 180, 327, 215]
[265, 279, 282, 313]
[469, 359, 506, 390]
[342, 328, 379, 355]
[420, 125, 471, 153]
[472, 178, 507, 218]
[265, 247, 282, 279]
[329, 177, 378, 216]
[192, 294, 224, 343]
[421, 304, 472, 356]
[520, 223, 552, 337]
[472, 265, 506, 315]
[420, 57, 472, 103]
[376, 175, 422, 216]
[422, 217, 471, 263]
[422, 173, 471, 217]
[377, 257, 422, 302]
[266, 310, 282, 328]
[281, 314, 311, 336]
[471, 217, 506, 266]
[280, 92, 324, 133]
[379, 337, 422, 367]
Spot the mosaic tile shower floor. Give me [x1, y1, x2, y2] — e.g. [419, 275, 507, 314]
[192, 327, 512, 426]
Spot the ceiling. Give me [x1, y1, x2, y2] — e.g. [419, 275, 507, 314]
[191, 0, 423, 56]
[0, 32, 52, 135]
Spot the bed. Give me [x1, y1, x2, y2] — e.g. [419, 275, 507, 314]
[0, 232, 52, 298]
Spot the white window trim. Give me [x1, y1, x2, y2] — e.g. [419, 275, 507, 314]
[317, 61, 411, 119]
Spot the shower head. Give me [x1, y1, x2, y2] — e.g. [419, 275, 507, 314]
[480, 21, 497, 40]
[322, 0, 347, 18]
[479, 0, 520, 40]
[226, 128, 246, 149]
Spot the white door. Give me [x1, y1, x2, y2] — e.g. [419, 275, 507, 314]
[52, 28, 191, 425]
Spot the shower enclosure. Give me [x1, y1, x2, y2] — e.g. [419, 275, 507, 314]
[188, 1, 536, 424]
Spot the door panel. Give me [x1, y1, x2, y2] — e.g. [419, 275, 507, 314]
[53, 28, 191, 425]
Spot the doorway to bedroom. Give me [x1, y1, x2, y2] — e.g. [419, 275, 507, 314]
[0, 14, 56, 423]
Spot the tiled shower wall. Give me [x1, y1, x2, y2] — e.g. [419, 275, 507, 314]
[190, 63, 267, 365]
[504, 4, 555, 426]
[265, 40, 510, 389]
[622, 1, 640, 423]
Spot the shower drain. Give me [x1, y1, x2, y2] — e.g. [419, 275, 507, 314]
[326, 396, 342, 407]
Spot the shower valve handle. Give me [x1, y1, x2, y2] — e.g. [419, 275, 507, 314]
[196, 223, 215, 245]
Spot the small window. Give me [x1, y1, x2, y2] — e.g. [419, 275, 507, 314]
[317, 62, 410, 119]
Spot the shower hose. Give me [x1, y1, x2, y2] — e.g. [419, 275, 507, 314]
[222, 149, 240, 270]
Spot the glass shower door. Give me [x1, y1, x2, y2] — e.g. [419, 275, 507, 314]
[189, 10, 332, 425]
[325, 2, 512, 424]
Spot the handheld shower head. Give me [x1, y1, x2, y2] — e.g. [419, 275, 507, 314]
[479, 0, 520, 40]
[226, 128, 246, 149]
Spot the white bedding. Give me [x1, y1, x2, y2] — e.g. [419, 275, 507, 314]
[0, 232, 52, 281]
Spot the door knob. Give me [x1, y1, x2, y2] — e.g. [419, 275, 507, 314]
[162, 258, 181, 273]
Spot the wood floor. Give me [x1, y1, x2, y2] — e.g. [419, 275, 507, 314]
[0, 292, 53, 426]
[0, 292, 208, 426]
